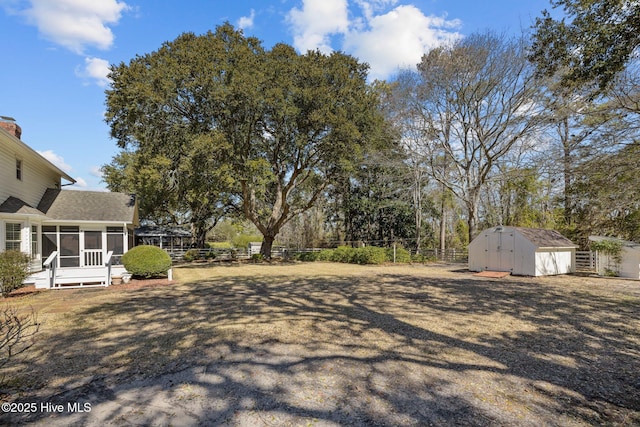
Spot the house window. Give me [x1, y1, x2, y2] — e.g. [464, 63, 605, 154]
[16, 159, 22, 181]
[31, 225, 39, 259]
[5, 223, 21, 251]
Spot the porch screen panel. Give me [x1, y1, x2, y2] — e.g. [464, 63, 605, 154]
[59, 226, 80, 267]
[84, 231, 103, 266]
[42, 226, 57, 266]
[107, 227, 124, 265]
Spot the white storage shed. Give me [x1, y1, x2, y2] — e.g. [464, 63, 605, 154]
[469, 226, 577, 276]
[589, 236, 640, 279]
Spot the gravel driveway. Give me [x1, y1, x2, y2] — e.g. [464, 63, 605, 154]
[2, 263, 639, 426]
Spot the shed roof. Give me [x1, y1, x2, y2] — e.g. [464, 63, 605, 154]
[135, 225, 192, 237]
[589, 236, 640, 251]
[512, 227, 576, 248]
[37, 189, 138, 224]
[477, 226, 576, 248]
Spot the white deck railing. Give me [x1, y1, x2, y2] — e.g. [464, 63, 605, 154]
[84, 249, 103, 267]
[43, 251, 59, 289]
[41, 250, 115, 288]
[105, 250, 113, 286]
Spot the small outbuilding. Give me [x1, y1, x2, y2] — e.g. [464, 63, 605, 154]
[135, 225, 193, 250]
[589, 236, 640, 279]
[468, 226, 577, 276]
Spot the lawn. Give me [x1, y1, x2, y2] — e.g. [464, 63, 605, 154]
[1, 263, 639, 426]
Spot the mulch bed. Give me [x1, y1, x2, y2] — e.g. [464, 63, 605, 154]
[5, 278, 175, 299]
[5, 285, 44, 298]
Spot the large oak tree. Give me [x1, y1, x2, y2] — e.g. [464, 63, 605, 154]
[530, 0, 640, 92]
[105, 24, 383, 257]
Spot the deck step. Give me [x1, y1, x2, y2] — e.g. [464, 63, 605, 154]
[28, 266, 128, 289]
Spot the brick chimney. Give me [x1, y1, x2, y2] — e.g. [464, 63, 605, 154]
[0, 116, 22, 139]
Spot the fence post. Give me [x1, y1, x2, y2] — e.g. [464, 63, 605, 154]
[393, 243, 397, 263]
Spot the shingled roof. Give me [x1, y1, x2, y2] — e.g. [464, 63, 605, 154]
[0, 196, 46, 216]
[37, 189, 138, 223]
[513, 227, 577, 248]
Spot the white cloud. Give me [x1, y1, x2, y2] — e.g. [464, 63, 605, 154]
[76, 56, 111, 86]
[285, 1, 462, 80]
[237, 9, 255, 30]
[37, 150, 72, 173]
[65, 176, 110, 191]
[286, 0, 350, 53]
[353, 0, 398, 21]
[73, 176, 88, 188]
[21, 0, 129, 54]
[345, 5, 462, 80]
[89, 166, 104, 178]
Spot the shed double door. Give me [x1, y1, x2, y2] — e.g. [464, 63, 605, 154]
[486, 230, 515, 272]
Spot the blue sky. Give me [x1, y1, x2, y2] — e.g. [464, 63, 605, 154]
[0, 0, 556, 191]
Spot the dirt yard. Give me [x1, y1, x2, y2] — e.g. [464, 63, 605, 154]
[1, 263, 639, 426]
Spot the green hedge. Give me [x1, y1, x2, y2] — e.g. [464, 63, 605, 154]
[294, 246, 387, 265]
[331, 246, 356, 263]
[0, 250, 30, 297]
[384, 246, 412, 263]
[294, 251, 320, 262]
[351, 246, 387, 264]
[122, 245, 172, 278]
[317, 249, 334, 261]
[183, 248, 200, 262]
[294, 246, 417, 265]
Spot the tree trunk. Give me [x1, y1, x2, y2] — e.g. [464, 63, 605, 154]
[192, 223, 208, 248]
[563, 135, 573, 224]
[260, 235, 275, 259]
[439, 183, 447, 255]
[467, 198, 479, 245]
[439, 207, 446, 255]
[413, 179, 422, 255]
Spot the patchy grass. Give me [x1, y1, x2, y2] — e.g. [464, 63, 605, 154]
[1, 263, 639, 426]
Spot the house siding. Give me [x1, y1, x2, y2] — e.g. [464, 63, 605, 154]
[0, 132, 61, 208]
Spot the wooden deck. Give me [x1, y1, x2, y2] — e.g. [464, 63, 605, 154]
[28, 265, 127, 289]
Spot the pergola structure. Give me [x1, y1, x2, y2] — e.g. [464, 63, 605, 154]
[134, 225, 193, 250]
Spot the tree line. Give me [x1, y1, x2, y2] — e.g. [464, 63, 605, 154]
[103, 2, 640, 257]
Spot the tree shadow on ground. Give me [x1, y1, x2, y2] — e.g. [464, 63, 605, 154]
[2, 267, 639, 426]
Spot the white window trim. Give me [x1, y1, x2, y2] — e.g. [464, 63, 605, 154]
[16, 158, 23, 181]
[5, 222, 23, 252]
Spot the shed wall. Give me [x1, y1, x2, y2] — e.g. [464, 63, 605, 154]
[619, 247, 640, 279]
[534, 250, 574, 276]
[468, 235, 486, 272]
[469, 226, 575, 276]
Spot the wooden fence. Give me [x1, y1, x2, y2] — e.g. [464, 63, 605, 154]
[165, 246, 597, 271]
[419, 248, 469, 263]
[575, 250, 597, 272]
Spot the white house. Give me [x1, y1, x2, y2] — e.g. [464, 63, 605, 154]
[0, 117, 138, 288]
[468, 226, 577, 276]
[589, 236, 640, 279]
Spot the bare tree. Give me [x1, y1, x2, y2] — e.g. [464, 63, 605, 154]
[415, 32, 544, 241]
[0, 306, 39, 384]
